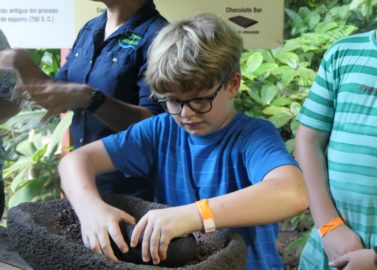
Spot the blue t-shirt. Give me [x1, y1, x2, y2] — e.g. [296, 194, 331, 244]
[102, 112, 298, 270]
[56, 1, 167, 196]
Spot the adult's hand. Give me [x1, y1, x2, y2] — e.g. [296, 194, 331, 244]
[23, 82, 93, 121]
[0, 48, 57, 114]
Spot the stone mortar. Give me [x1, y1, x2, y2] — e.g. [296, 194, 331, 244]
[7, 194, 247, 270]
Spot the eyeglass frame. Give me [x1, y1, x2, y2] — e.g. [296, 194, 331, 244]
[157, 83, 224, 115]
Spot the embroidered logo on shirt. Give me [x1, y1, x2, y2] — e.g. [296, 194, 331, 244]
[118, 32, 141, 50]
[359, 85, 377, 94]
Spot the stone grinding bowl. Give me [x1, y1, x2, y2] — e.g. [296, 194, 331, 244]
[7, 194, 247, 270]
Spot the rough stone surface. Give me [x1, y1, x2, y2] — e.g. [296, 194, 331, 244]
[7, 194, 247, 270]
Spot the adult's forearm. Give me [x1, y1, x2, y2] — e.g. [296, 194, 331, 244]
[14, 50, 52, 83]
[93, 96, 153, 132]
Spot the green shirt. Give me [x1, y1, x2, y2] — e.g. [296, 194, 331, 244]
[298, 30, 377, 269]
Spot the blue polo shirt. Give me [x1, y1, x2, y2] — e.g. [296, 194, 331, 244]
[56, 1, 167, 196]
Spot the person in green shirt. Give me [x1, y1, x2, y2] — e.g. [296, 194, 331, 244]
[296, 30, 377, 270]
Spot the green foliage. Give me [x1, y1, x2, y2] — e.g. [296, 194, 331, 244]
[347, 0, 377, 33]
[236, 2, 359, 153]
[285, 211, 313, 255]
[285, 0, 337, 10]
[2, 49, 64, 209]
[2, 111, 72, 207]
[27, 49, 60, 77]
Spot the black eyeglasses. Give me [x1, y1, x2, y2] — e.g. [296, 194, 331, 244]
[158, 83, 223, 115]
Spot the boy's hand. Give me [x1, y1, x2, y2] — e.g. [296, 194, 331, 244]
[322, 224, 363, 261]
[130, 205, 201, 265]
[79, 201, 136, 262]
[329, 249, 377, 270]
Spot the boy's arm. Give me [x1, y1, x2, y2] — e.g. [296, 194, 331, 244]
[207, 164, 308, 226]
[130, 164, 308, 265]
[295, 125, 363, 260]
[59, 140, 136, 261]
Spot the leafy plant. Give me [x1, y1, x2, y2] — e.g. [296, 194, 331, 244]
[27, 49, 61, 77]
[236, 3, 357, 153]
[347, 0, 377, 33]
[2, 111, 72, 207]
[1, 49, 63, 212]
[279, 210, 313, 258]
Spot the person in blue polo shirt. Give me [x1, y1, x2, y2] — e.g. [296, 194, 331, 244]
[0, 0, 167, 198]
[54, 0, 167, 197]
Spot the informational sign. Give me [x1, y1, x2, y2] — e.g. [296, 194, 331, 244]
[0, 0, 283, 49]
[74, 0, 105, 35]
[154, 0, 284, 49]
[0, 0, 75, 48]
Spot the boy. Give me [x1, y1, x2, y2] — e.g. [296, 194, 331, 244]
[59, 14, 308, 270]
[296, 30, 377, 269]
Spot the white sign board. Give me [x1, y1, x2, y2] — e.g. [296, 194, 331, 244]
[0, 0, 283, 49]
[74, 0, 105, 35]
[81, 0, 284, 49]
[154, 0, 284, 49]
[0, 0, 75, 48]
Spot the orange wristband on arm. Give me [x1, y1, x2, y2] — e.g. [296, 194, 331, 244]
[196, 199, 216, 233]
[318, 217, 344, 238]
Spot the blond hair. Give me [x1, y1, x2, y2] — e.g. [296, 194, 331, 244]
[146, 13, 243, 96]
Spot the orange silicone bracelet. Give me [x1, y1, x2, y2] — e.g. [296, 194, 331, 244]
[318, 217, 344, 238]
[196, 199, 216, 233]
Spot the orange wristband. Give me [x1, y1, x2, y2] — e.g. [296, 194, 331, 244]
[196, 199, 216, 233]
[318, 217, 344, 238]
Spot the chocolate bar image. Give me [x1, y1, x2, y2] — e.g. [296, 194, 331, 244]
[228, 16, 258, 28]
